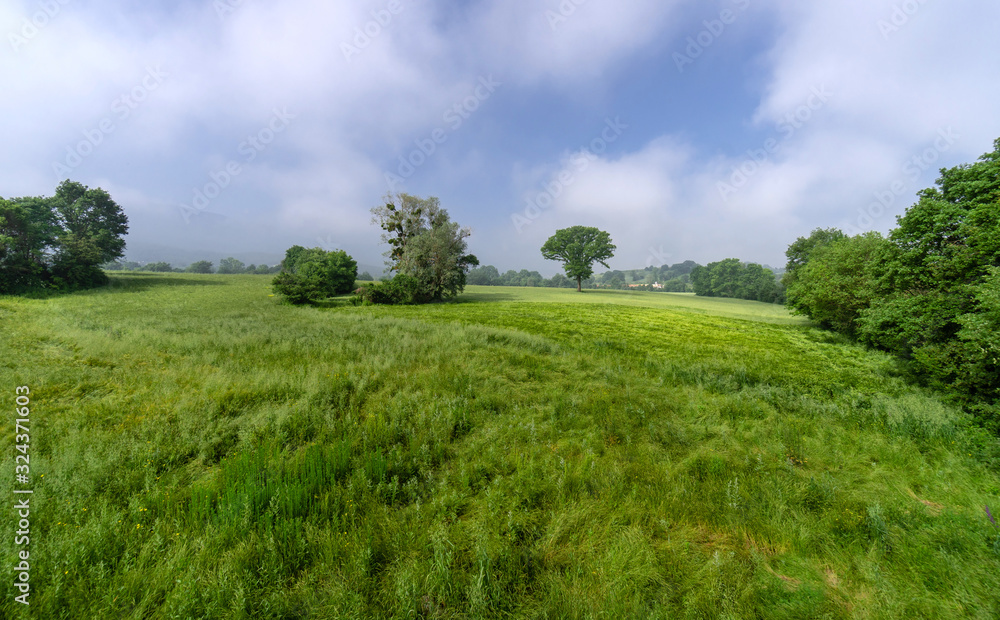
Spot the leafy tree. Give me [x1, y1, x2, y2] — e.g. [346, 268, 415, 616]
[709, 258, 743, 298]
[783, 227, 846, 289]
[689, 265, 711, 296]
[218, 257, 246, 274]
[371, 194, 443, 272]
[786, 233, 888, 334]
[145, 262, 175, 272]
[185, 260, 214, 274]
[370, 193, 478, 303]
[0, 197, 57, 293]
[952, 267, 1000, 406]
[467, 265, 500, 286]
[1, 181, 128, 293]
[692, 259, 784, 303]
[399, 218, 479, 302]
[784, 138, 1000, 427]
[358, 271, 374, 282]
[540, 226, 616, 292]
[272, 246, 357, 305]
[47, 181, 129, 289]
[548, 273, 573, 288]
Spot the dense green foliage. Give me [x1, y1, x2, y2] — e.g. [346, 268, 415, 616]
[541, 226, 616, 292]
[185, 260, 214, 274]
[783, 228, 846, 292]
[370, 194, 478, 303]
[353, 273, 421, 305]
[2, 275, 998, 618]
[271, 246, 357, 305]
[691, 258, 785, 303]
[787, 138, 1000, 428]
[217, 257, 246, 274]
[785, 233, 887, 335]
[0, 180, 128, 293]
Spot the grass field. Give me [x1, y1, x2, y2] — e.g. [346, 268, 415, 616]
[2, 273, 999, 618]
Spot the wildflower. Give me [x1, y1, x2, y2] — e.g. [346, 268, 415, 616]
[987, 505, 997, 528]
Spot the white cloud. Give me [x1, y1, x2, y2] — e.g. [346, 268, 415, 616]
[2, 0, 998, 271]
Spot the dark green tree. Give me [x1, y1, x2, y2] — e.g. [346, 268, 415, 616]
[467, 265, 500, 286]
[370, 193, 478, 302]
[1, 181, 128, 293]
[783, 227, 846, 289]
[786, 233, 888, 334]
[540, 226, 616, 292]
[272, 246, 357, 304]
[48, 181, 129, 289]
[218, 257, 246, 274]
[689, 265, 711, 296]
[0, 197, 57, 293]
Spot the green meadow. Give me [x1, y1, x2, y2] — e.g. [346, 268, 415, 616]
[2, 273, 999, 619]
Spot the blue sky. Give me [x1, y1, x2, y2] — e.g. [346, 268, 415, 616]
[3, 0, 999, 274]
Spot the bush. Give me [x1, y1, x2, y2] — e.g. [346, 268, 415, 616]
[353, 274, 420, 305]
[271, 246, 357, 305]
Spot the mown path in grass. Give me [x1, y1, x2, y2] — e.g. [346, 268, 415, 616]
[1, 274, 998, 619]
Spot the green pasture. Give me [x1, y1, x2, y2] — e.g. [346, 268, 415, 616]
[1, 273, 997, 619]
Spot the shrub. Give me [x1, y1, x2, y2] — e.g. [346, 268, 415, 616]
[353, 273, 420, 305]
[271, 246, 357, 305]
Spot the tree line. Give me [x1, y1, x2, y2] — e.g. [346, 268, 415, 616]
[785, 137, 1000, 429]
[104, 258, 284, 275]
[690, 259, 786, 303]
[466, 260, 701, 292]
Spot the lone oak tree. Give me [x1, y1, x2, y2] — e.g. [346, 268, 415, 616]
[541, 226, 616, 292]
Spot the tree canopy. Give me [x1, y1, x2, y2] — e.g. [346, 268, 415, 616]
[363, 193, 478, 304]
[786, 137, 1000, 428]
[1, 180, 128, 293]
[540, 226, 616, 292]
[690, 259, 784, 304]
[271, 246, 357, 304]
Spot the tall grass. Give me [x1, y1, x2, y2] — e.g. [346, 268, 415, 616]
[0, 273, 998, 618]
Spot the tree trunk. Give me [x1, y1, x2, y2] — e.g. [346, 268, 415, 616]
[577, 277, 582, 292]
